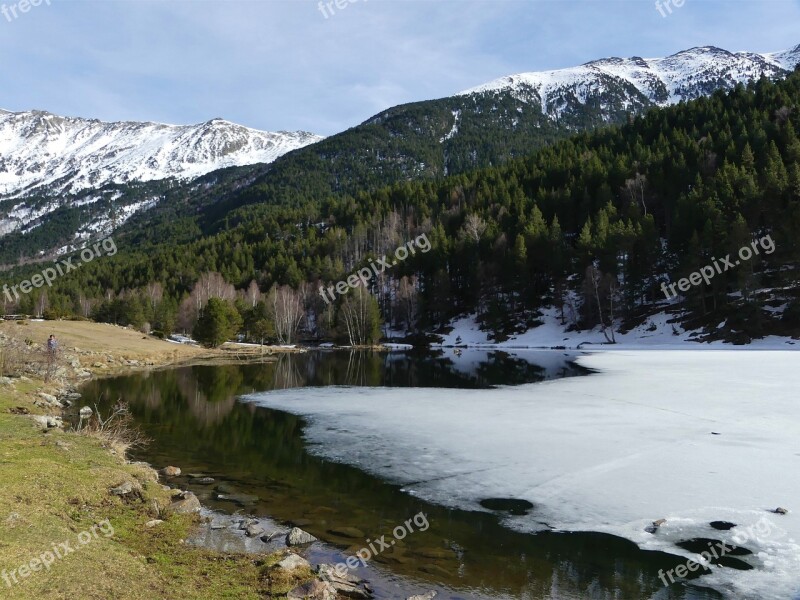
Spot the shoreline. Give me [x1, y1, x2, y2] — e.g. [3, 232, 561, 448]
[3, 319, 797, 599]
[0, 320, 351, 599]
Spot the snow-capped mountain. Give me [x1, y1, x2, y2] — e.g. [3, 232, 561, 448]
[0, 110, 323, 198]
[460, 44, 800, 118]
[2, 42, 799, 266]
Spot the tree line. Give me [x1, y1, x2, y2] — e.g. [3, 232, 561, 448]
[3, 69, 800, 345]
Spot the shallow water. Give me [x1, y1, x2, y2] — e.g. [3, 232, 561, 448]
[81, 349, 722, 599]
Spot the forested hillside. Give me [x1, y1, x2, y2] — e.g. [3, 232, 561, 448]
[4, 70, 800, 345]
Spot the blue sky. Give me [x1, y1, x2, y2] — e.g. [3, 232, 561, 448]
[1, 0, 798, 135]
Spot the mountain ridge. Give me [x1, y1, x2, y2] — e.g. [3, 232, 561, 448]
[458, 44, 800, 115]
[0, 109, 323, 198]
[1, 41, 798, 264]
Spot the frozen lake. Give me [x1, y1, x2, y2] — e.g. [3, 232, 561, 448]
[85, 349, 800, 599]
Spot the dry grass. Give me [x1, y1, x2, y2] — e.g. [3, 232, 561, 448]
[74, 401, 150, 457]
[0, 319, 206, 365]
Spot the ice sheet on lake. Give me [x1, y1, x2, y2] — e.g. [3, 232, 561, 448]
[242, 351, 800, 600]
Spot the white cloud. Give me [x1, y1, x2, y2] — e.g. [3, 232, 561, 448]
[0, 0, 797, 135]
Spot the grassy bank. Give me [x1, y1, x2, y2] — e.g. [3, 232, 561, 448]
[0, 321, 309, 599]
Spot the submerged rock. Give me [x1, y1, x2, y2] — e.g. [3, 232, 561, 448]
[408, 593, 437, 600]
[214, 482, 236, 494]
[214, 492, 259, 506]
[327, 526, 365, 539]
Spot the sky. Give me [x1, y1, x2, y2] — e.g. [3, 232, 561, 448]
[1, 0, 799, 136]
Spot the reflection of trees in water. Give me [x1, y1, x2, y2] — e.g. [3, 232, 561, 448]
[175, 367, 242, 426]
[345, 350, 367, 386]
[143, 383, 162, 409]
[90, 355, 694, 599]
[272, 353, 305, 389]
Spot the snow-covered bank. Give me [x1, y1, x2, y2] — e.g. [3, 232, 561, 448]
[242, 351, 800, 600]
[433, 309, 799, 350]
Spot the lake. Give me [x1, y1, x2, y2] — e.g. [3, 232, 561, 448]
[80, 349, 722, 600]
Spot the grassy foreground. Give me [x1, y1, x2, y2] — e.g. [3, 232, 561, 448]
[0, 321, 307, 599]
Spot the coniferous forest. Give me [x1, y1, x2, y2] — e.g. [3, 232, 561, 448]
[4, 70, 800, 346]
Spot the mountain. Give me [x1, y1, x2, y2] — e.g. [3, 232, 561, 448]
[1, 43, 798, 264]
[198, 43, 800, 224]
[12, 69, 800, 345]
[460, 45, 800, 118]
[0, 110, 323, 198]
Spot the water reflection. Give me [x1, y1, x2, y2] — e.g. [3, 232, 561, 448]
[80, 350, 718, 600]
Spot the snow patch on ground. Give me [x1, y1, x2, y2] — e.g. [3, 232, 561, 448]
[432, 307, 798, 350]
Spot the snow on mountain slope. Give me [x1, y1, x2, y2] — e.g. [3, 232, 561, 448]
[0, 110, 323, 197]
[460, 44, 800, 116]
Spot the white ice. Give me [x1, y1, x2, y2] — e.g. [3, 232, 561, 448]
[243, 350, 800, 600]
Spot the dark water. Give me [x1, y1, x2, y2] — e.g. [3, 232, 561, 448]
[81, 349, 722, 600]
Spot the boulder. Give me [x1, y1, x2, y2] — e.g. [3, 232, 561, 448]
[286, 527, 318, 546]
[245, 523, 265, 538]
[145, 520, 164, 528]
[110, 481, 136, 497]
[31, 415, 63, 429]
[276, 554, 311, 571]
[160, 466, 182, 477]
[316, 564, 372, 598]
[37, 392, 61, 407]
[170, 491, 201, 514]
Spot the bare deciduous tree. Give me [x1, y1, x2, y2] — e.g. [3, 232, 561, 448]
[245, 280, 262, 308]
[268, 285, 304, 345]
[339, 286, 380, 346]
[144, 282, 163, 310]
[395, 275, 419, 330]
[583, 265, 618, 344]
[460, 213, 487, 243]
[624, 173, 648, 216]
